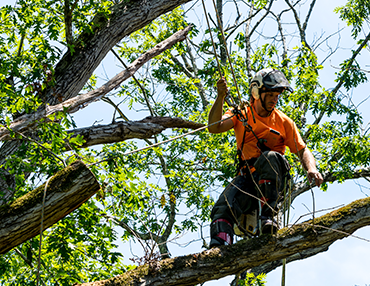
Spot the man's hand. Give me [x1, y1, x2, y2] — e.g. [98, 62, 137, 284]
[208, 77, 234, 134]
[307, 170, 324, 187]
[217, 77, 228, 98]
[298, 147, 324, 187]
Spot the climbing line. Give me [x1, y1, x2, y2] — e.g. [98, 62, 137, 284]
[202, 0, 257, 127]
[88, 115, 235, 167]
[201, 0, 223, 80]
[210, 0, 243, 105]
[36, 176, 52, 286]
[201, 0, 237, 108]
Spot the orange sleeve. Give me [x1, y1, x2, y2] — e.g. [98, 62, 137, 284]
[284, 119, 306, 153]
[224, 108, 238, 125]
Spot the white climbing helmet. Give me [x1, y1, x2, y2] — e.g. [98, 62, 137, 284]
[251, 68, 293, 92]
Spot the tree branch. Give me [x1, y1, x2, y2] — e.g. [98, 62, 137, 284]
[64, 0, 74, 47]
[45, 0, 193, 105]
[0, 160, 100, 254]
[284, 0, 311, 50]
[291, 167, 370, 202]
[0, 26, 193, 141]
[64, 116, 204, 149]
[77, 196, 370, 286]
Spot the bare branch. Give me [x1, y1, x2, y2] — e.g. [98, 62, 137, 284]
[64, 116, 204, 150]
[292, 167, 370, 202]
[284, 0, 311, 50]
[302, 0, 317, 32]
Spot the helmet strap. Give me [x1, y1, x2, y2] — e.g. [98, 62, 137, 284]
[260, 92, 273, 114]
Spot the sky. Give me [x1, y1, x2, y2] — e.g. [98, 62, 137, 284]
[2, 0, 370, 285]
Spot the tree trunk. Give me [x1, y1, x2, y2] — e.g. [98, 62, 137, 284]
[0, 160, 100, 254]
[46, 0, 193, 106]
[77, 196, 370, 286]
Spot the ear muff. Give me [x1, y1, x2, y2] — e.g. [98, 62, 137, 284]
[251, 84, 259, 100]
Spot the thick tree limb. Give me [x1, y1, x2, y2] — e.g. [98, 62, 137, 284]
[230, 243, 330, 286]
[47, 0, 193, 106]
[0, 161, 100, 254]
[66, 116, 204, 149]
[249, 243, 330, 276]
[77, 197, 370, 286]
[0, 26, 192, 142]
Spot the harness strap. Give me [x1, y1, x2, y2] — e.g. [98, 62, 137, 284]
[234, 105, 271, 173]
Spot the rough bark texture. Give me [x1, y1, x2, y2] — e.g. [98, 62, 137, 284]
[46, 0, 193, 106]
[139, 116, 205, 129]
[232, 243, 331, 285]
[67, 116, 205, 149]
[77, 197, 370, 286]
[0, 161, 100, 254]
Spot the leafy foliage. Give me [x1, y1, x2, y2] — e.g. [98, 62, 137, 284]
[0, 0, 369, 285]
[238, 273, 266, 286]
[335, 0, 370, 38]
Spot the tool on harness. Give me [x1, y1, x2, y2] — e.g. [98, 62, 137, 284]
[234, 174, 292, 238]
[233, 209, 259, 237]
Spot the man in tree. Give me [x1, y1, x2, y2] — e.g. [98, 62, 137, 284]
[208, 68, 323, 247]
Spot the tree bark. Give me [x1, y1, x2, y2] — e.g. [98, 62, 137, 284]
[66, 116, 204, 149]
[77, 196, 370, 286]
[0, 160, 100, 254]
[46, 0, 193, 106]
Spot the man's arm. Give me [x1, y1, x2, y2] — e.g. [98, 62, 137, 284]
[208, 78, 234, 134]
[297, 147, 324, 187]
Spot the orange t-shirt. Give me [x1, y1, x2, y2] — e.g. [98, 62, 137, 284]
[224, 106, 306, 160]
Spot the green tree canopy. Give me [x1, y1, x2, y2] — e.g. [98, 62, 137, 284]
[0, 0, 369, 285]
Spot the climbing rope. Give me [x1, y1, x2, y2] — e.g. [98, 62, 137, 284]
[36, 176, 52, 286]
[209, 0, 243, 104]
[89, 114, 236, 167]
[201, 0, 237, 108]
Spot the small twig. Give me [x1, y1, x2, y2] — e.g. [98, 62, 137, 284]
[15, 131, 66, 167]
[310, 188, 316, 230]
[283, 204, 345, 233]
